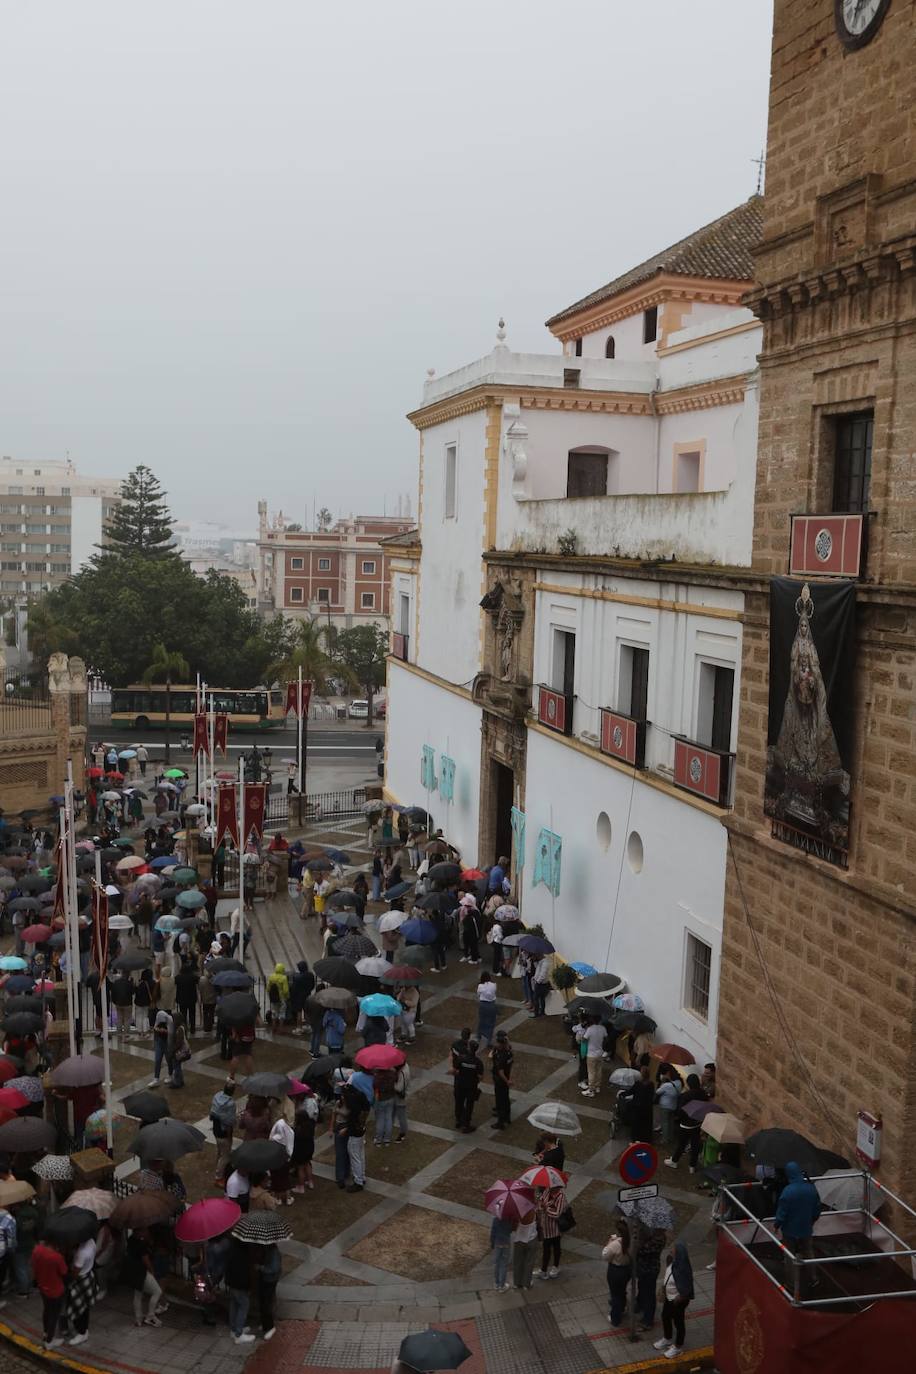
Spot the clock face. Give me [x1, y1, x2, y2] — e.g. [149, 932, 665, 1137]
[835, 0, 891, 48]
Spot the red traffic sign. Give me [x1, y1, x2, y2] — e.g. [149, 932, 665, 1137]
[618, 1142, 658, 1187]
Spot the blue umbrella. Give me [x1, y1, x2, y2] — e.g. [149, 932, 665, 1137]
[348, 1071, 375, 1105]
[3, 975, 35, 994]
[118, 749, 137, 760]
[570, 961, 598, 977]
[155, 915, 182, 933]
[384, 881, 412, 901]
[359, 993, 402, 1018]
[176, 890, 206, 910]
[517, 935, 555, 956]
[324, 849, 350, 864]
[49, 796, 65, 807]
[0, 957, 28, 972]
[150, 856, 176, 871]
[400, 918, 436, 945]
[213, 970, 253, 990]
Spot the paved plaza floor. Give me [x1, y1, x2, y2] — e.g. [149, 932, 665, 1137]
[0, 814, 716, 1372]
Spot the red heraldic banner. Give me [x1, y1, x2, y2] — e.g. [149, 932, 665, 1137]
[214, 713, 229, 754]
[243, 784, 267, 840]
[285, 681, 312, 717]
[52, 843, 66, 922]
[215, 786, 240, 847]
[91, 885, 110, 981]
[193, 712, 209, 758]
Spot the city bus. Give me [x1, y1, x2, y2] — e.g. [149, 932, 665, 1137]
[110, 684, 286, 732]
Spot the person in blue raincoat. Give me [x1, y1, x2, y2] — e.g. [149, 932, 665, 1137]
[774, 1161, 822, 1293]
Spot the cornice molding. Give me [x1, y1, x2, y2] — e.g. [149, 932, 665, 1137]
[655, 375, 747, 415]
[547, 273, 750, 341]
[746, 233, 916, 324]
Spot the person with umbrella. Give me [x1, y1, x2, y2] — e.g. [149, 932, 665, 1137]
[654, 1064, 680, 1152]
[292, 1087, 319, 1192]
[331, 1082, 368, 1192]
[148, 1011, 174, 1088]
[110, 969, 136, 1037]
[225, 1234, 257, 1344]
[619, 1060, 655, 1145]
[664, 1074, 706, 1174]
[209, 1080, 238, 1181]
[175, 958, 200, 1036]
[65, 1225, 99, 1346]
[31, 1232, 69, 1347]
[602, 1216, 632, 1331]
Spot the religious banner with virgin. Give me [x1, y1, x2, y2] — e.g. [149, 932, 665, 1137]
[214, 785, 240, 847]
[243, 783, 268, 840]
[764, 577, 855, 867]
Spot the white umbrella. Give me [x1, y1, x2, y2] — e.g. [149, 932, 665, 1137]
[101, 791, 122, 802]
[815, 1170, 870, 1212]
[185, 803, 206, 816]
[527, 1101, 582, 1136]
[355, 956, 390, 978]
[108, 915, 134, 930]
[378, 912, 407, 933]
[104, 884, 121, 897]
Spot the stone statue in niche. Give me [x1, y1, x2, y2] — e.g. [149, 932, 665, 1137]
[48, 652, 70, 692]
[498, 606, 516, 681]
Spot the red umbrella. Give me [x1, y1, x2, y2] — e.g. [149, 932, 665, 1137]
[0, 1059, 19, 1086]
[33, 979, 55, 994]
[20, 924, 52, 945]
[87, 767, 103, 778]
[174, 1197, 241, 1244]
[381, 965, 423, 985]
[484, 1179, 536, 1223]
[517, 1164, 568, 1190]
[461, 868, 486, 880]
[354, 1045, 406, 1072]
[0, 1088, 30, 1112]
[105, 770, 125, 781]
[651, 1042, 696, 1067]
[288, 1079, 313, 1098]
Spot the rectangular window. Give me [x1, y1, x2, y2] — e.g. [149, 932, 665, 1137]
[643, 306, 658, 344]
[61, 487, 70, 496]
[34, 487, 44, 496]
[317, 587, 330, 603]
[551, 628, 576, 699]
[398, 592, 410, 635]
[567, 450, 608, 499]
[833, 411, 873, 513]
[361, 592, 375, 608]
[619, 645, 649, 720]
[698, 662, 735, 752]
[289, 587, 304, 603]
[290, 557, 304, 570]
[361, 560, 376, 575]
[317, 557, 331, 571]
[444, 444, 457, 519]
[674, 450, 701, 493]
[684, 932, 712, 1021]
[574, 338, 583, 357]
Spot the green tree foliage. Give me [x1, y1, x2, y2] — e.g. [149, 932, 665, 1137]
[142, 644, 190, 762]
[104, 465, 174, 556]
[332, 624, 388, 725]
[268, 617, 339, 696]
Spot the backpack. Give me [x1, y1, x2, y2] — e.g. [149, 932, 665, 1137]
[268, 982, 281, 1005]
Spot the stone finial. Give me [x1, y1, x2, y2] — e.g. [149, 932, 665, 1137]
[47, 652, 70, 693]
[496, 317, 507, 347]
[427, 367, 436, 379]
[68, 657, 87, 692]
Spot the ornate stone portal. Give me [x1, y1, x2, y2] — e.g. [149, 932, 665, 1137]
[475, 571, 533, 866]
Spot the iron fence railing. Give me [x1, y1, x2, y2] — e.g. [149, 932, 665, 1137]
[0, 669, 51, 735]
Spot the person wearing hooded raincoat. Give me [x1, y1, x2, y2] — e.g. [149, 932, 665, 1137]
[267, 963, 290, 1023]
[775, 1161, 822, 1293]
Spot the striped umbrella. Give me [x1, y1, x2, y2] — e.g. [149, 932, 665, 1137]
[517, 1164, 568, 1190]
[484, 1179, 536, 1223]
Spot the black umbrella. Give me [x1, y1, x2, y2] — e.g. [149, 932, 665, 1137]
[44, 1207, 99, 1247]
[612, 1011, 657, 1035]
[331, 932, 378, 961]
[49, 1056, 105, 1089]
[401, 944, 433, 967]
[383, 881, 412, 901]
[215, 992, 259, 1026]
[309, 988, 355, 1011]
[99, 848, 122, 864]
[577, 973, 621, 994]
[566, 996, 615, 1023]
[212, 971, 253, 990]
[5, 996, 47, 1017]
[327, 911, 362, 929]
[745, 1129, 849, 1175]
[416, 892, 453, 915]
[398, 1330, 472, 1372]
[325, 890, 358, 911]
[122, 1090, 170, 1124]
[2, 1013, 43, 1036]
[306, 856, 333, 873]
[300, 1054, 343, 1082]
[110, 952, 152, 974]
[241, 1072, 291, 1099]
[7, 897, 42, 914]
[129, 1118, 206, 1161]
[229, 1139, 288, 1173]
[76, 855, 97, 875]
[158, 885, 179, 903]
[207, 957, 245, 975]
[0, 1117, 57, 1151]
[427, 862, 461, 885]
[48, 932, 67, 950]
[702, 1163, 752, 1188]
[314, 957, 362, 990]
[231, 1209, 292, 1244]
[16, 876, 51, 895]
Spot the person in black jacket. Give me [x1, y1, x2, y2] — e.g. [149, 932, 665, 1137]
[175, 959, 200, 1035]
[664, 1074, 706, 1173]
[288, 961, 315, 1034]
[620, 1061, 656, 1144]
[453, 1038, 484, 1132]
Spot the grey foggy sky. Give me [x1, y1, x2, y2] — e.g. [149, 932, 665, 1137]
[0, 1, 773, 530]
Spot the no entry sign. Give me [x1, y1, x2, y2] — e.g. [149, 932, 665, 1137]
[618, 1142, 658, 1186]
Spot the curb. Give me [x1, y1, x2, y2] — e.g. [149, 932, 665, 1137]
[0, 1321, 112, 1374]
[586, 1345, 715, 1374]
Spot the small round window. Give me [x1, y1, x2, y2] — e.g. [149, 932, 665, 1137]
[596, 811, 612, 852]
[626, 831, 644, 874]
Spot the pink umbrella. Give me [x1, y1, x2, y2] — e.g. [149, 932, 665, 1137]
[288, 1079, 313, 1097]
[517, 1164, 568, 1190]
[354, 1045, 406, 1072]
[484, 1179, 536, 1223]
[33, 980, 55, 994]
[20, 925, 53, 945]
[174, 1197, 241, 1244]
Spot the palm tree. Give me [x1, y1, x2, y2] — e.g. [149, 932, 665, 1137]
[142, 644, 190, 764]
[267, 617, 344, 696]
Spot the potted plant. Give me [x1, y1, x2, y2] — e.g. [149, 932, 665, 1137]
[552, 962, 578, 1004]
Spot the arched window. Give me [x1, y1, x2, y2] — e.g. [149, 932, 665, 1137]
[605, 335, 616, 359]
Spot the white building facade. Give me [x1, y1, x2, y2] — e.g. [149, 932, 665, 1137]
[386, 198, 763, 1063]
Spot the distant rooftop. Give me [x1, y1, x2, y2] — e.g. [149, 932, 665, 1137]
[547, 195, 763, 327]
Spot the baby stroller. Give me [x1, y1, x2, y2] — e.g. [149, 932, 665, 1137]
[608, 1066, 640, 1138]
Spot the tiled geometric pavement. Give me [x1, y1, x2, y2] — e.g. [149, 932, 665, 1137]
[0, 815, 717, 1371]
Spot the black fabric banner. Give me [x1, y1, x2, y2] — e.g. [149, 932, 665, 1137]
[765, 577, 856, 866]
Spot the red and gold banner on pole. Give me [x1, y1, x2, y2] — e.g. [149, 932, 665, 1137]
[243, 783, 267, 840]
[285, 682, 312, 718]
[52, 841, 66, 922]
[193, 712, 209, 758]
[213, 713, 229, 755]
[90, 884, 110, 981]
[215, 785, 240, 847]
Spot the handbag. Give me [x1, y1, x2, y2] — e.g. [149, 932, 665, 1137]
[557, 1206, 577, 1234]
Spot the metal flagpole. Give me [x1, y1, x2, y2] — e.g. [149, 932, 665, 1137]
[58, 805, 77, 1058]
[94, 849, 114, 1154]
[297, 666, 303, 796]
[65, 761, 82, 1049]
[208, 693, 216, 830]
[196, 673, 202, 801]
[238, 753, 245, 960]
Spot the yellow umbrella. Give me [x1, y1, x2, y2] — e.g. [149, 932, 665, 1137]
[0, 1178, 35, 1206]
[701, 1112, 745, 1145]
[116, 854, 146, 871]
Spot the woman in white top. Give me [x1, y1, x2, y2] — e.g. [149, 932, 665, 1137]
[269, 1109, 295, 1206]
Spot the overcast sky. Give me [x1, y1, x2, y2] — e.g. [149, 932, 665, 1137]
[0, 1, 773, 530]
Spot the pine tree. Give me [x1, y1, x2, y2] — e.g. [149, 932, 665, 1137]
[104, 465, 175, 556]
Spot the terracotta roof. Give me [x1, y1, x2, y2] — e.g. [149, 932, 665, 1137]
[379, 527, 420, 548]
[546, 196, 763, 328]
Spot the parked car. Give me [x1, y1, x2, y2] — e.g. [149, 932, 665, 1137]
[348, 699, 369, 719]
[374, 698, 387, 719]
